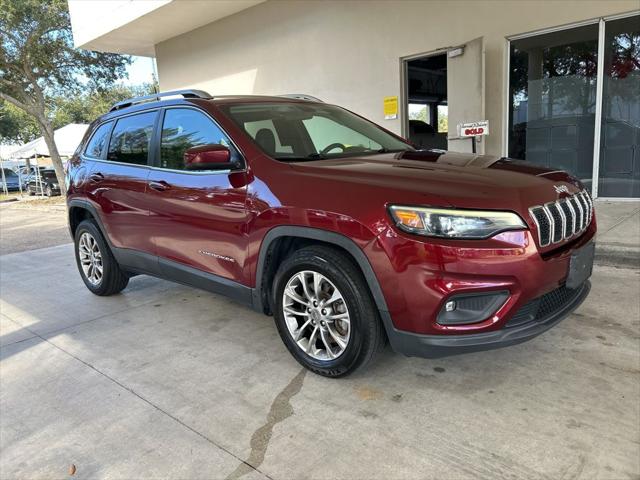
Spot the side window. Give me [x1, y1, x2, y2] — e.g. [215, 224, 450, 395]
[107, 111, 156, 165]
[84, 122, 113, 159]
[160, 108, 231, 170]
[302, 116, 382, 152]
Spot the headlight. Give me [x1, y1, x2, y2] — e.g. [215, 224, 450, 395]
[388, 205, 526, 239]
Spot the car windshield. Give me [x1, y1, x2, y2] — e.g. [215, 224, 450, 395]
[222, 102, 413, 161]
[2, 168, 18, 178]
[41, 171, 57, 180]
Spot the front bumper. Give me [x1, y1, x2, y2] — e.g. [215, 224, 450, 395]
[382, 281, 590, 358]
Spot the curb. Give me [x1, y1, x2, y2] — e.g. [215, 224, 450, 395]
[595, 245, 640, 269]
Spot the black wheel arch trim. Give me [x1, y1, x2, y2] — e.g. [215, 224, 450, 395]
[253, 226, 391, 317]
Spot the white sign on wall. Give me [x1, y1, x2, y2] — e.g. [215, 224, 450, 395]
[458, 120, 489, 137]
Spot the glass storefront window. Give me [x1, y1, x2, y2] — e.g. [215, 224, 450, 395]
[508, 24, 599, 191]
[598, 16, 640, 198]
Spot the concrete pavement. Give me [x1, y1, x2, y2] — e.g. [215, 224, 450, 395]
[593, 200, 640, 268]
[1, 244, 638, 479]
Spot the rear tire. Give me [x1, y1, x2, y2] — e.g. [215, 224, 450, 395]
[74, 219, 129, 296]
[273, 245, 384, 377]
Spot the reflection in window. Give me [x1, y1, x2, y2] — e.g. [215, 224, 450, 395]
[108, 112, 156, 165]
[508, 24, 599, 189]
[598, 15, 640, 198]
[85, 122, 113, 159]
[160, 109, 230, 171]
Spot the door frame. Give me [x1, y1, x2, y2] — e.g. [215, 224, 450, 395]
[399, 46, 451, 139]
[504, 10, 640, 200]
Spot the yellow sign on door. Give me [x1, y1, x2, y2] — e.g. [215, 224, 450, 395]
[383, 96, 398, 120]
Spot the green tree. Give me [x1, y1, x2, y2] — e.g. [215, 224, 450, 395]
[0, 0, 131, 194]
[0, 101, 39, 143]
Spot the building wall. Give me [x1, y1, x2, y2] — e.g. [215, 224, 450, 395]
[155, 0, 638, 156]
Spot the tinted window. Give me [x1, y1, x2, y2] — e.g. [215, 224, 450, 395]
[160, 108, 231, 170]
[2, 168, 18, 178]
[84, 122, 112, 158]
[41, 171, 57, 180]
[107, 112, 156, 165]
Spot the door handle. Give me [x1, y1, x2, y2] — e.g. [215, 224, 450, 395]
[89, 172, 104, 182]
[149, 180, 171, 192]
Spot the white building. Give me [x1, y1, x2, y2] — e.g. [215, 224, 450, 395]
[68, 0, 639, 199]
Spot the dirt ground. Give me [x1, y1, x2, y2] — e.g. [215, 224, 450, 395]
[0, 199, 69, 255]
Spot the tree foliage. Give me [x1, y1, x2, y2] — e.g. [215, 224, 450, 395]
[0, 0, 132, 193]
[1, 83, 156, 144]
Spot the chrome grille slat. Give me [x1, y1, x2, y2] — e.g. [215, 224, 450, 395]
[528, 190, 593, 247]
[558, 200, 573, 238]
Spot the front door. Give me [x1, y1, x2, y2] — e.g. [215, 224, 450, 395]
[146, 107, 250, 284]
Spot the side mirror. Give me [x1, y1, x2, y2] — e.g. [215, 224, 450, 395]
[184, 144, 233, 170]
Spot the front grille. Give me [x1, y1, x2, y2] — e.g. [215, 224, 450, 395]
[505, 284, 584, 328]
[529, 190, 593, 247]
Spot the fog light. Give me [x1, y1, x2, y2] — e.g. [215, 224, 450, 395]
[437, 291, 510, 325]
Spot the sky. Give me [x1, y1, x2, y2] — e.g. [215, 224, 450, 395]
[121, 56, 157, 86]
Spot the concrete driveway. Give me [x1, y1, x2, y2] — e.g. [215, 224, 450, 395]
[1, 243, 639, 479]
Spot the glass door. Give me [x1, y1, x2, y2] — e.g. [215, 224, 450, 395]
[597, 15, 640, 198]
[508, 24, 599, 192]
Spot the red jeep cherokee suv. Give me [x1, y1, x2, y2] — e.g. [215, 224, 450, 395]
[67, 90, 596, 377]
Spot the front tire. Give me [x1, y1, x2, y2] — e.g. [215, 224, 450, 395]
[273, 245, 384, 377]
[74, 219, 129, 296]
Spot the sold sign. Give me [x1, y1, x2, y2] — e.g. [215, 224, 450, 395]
[459, 120, 489, 137]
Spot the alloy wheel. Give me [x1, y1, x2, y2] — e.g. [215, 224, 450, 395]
[78, 232, 103, 286]
[282, 270, 351, 360]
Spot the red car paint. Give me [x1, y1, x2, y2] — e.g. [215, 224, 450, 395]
[67, 95, 596, 352]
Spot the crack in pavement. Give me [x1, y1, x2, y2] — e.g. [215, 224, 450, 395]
[226, 368, 308, 480]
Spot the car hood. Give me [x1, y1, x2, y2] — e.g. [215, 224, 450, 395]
[288, 150, 584, 213]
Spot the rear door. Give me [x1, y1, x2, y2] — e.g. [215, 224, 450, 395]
[146, 107, 250, 284]
[447, 37, 485, 153]
[86, 110, 158, 258]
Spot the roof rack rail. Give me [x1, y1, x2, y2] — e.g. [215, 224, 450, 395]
[109, 89, 212, 112]
[279, 94, 323, 102]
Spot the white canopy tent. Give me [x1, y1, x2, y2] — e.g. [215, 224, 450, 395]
[1, 123, 88, 196]
[8, 123, 89, 160]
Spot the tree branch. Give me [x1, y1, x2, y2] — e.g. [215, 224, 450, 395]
[0, 91, 38, 117]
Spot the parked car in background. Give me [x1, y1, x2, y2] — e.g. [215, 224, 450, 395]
[17, 166, 40, 189]
[0, 168, 21, 192]
[67, 90, 596, 377]
[28, 169, 61, 197]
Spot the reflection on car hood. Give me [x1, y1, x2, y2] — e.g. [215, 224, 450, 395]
[288, 150, 583, 211]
